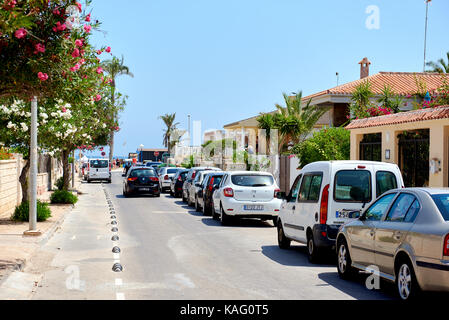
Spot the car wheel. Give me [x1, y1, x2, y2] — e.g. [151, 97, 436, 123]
[396, 259, 420, 300]
[182, 192, 187, 203]
[307, 232, 320, 263]
[212, 205, 219, 220]
[195, 197, 201, 212]
[337, 238, 355, 279]
[277, 222, 291, 249]
[220, 205, 231, 226]
[272, 217, 278, 227]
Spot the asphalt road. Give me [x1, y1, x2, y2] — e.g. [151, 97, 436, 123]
[29, 171, 396, 300]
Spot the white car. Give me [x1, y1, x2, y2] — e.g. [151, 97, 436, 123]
[212, 171, 282, 225]
[158, 167, 183, 193]
[276, 160, 404, 263]
[86, 158, 111, 183]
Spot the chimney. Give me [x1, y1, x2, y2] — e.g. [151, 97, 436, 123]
[359, 57, 371, 79]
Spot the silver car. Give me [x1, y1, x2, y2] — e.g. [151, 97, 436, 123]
[336, 188, 449, 300]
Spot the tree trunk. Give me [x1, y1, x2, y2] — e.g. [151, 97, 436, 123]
[19, 159, 30, 203]
[62, 150, 70, 191]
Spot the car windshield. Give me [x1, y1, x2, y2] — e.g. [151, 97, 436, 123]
[231, 175, 274, 187]
[335, 170, 371, 202]
[90, 160, 108, 168]
[130, 169, 156, 178]
[432, 194, 449, 221]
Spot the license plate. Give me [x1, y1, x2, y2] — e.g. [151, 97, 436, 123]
[244, 205, 264, 211]
[139, 188, 150, 192]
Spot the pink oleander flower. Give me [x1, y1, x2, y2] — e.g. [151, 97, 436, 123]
[76, 2, 82, 12]
[96, 67, 104, 74]
[61, 107, 67, 113]
[70, 63, 81, 72]
[34, 43, 45, 54]
[96, 50, 103, 55]
[84, 25, 92, 33]
[105, 46, 111, 53]
[15, 28, 27, 39]
[72, 48, 80, 58]
[94, 94, 102, 102]
[85, 14, 91, 22]
[38, 72, 48, 81]
[75, 39, 84, 47]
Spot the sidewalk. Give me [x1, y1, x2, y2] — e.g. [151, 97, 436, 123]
[0, 177, 82, 288]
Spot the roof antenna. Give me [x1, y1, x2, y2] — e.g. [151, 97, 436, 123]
[336, 72, 339, 86]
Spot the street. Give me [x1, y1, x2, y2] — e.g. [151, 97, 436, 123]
[26, 172, 395, 300]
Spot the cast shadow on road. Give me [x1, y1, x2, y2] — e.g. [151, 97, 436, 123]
[173, 201, 204, 217]
[201, 217, 274, 229]
[261, 245, 335, 268]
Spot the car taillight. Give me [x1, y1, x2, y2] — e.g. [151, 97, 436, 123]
[444, 234, 449, 257]
[150, 177, 159, 182]
[164, 175, 169, 180]
[223, 188, 234, 198]
[274, 188, 281, 197]
[320, 184, 330, 225]
[128, 177, 138, 182]
[192, 172, 196, 179]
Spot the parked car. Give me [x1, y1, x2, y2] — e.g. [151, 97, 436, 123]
[182, 167, 221, 204]
[170, 169, 189, 198]
[212, 171, 282, 226]
[123, 166, 160, 197]
[197, 172, 225, 215]
[158, 167, 183, 193]
[276, 161, 404, 263]
[188, 170, 218, 209]
[86, 158, 111, 183]
[336, 188, 449, 300]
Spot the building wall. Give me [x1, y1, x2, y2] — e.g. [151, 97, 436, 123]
[349, 119, 449, 188]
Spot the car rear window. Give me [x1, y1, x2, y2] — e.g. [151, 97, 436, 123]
[130, 169, 156, 178]
[376, 171, 398, 197]
[432, 194, 449, 221]
[231, 175, 274, 187]
[167, 169, 178, 174]
[334, 170, 371, 202]
[90, 160, 108, 168]
[180, 172, 188, 179]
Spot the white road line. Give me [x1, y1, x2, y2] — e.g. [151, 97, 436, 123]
[97, 235, 101, 240]
[116, 292, 125, 300]
[113, 253, 120, 260]
[71, 235, 76, 240]
[115, 279, 123, 286]
[114, 259, 120, 264]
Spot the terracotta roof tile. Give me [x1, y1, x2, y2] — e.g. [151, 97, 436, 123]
[346, 105, 449, 130]
[303, 72, 448, 101]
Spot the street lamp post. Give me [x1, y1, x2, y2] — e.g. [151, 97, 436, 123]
[139, 144, 144, 163]
[423, 0, 430, 72]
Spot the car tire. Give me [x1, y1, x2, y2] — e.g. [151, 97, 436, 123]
[123, 189, 128, 198]
[212, 205, 219, 220]
[396, 259, 420, 301]
[195, 197, 201, 212]
[182, 192, 187, 203]
[277, 222, 291, 249]
[272, 217, 278, 227]
[307, 232, 321, 264]
[337, 238, 356, 280]
[220, 205, 231, 226]
[107, 179, 112, 184]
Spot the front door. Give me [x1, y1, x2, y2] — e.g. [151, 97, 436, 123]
[374, 193, 419, 275]
[281, 174, 302, 239]
[348, 193, 397, 266]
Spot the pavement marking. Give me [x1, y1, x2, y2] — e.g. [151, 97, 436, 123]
[113, 253, 120, 260]
[115, 278, 123, 286]
[114, 259, 120, 264]
[71, 235, 76, 240]
[116, 292, 125, 300]
[97, 235, 102, 240]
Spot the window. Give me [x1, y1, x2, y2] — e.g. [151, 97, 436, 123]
[90, 160, 108, 168]
[404, 200, 420, 223]
[386, 193, 416, 222]
[288, 174, 302, 203]
[335, 170, 371, 203]
[364, 193, 396, 221]
[432, 194, 449, 221]
[167, 169, 178, 174]
[210, 176, 223, 187]
[231, 175, 274, 187]
[298, 174, 323, 202]
[130, 169, 156, 178]
[376, 171, 398, 198]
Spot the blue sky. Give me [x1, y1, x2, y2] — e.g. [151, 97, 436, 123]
[88, 0, 449, 157]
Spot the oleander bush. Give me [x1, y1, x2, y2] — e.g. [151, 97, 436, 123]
[12, 200, 52, 222]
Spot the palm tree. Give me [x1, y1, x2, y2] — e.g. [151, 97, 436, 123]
[273, 92, 329, 153]
[426, 52, 449, 73]
[159, 113, 180, 156]
[101, 55, 134, 162]
[257, 112, 275, 154]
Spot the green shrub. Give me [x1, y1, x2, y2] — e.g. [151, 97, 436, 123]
[292, 127, 350, 168]
[12, 200, 52, 222]
[55, 177, 64, 190]
[50, 190, 78, 205]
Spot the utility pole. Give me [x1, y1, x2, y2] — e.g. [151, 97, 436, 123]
[188, 114, 191, 157]
[71, 150, 75, 189]
[423, 0, 430, 72]
[24, 96, 39, 235]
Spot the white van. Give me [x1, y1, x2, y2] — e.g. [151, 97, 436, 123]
[277, 161, 404, 262]
[87, 158, 111, 183]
